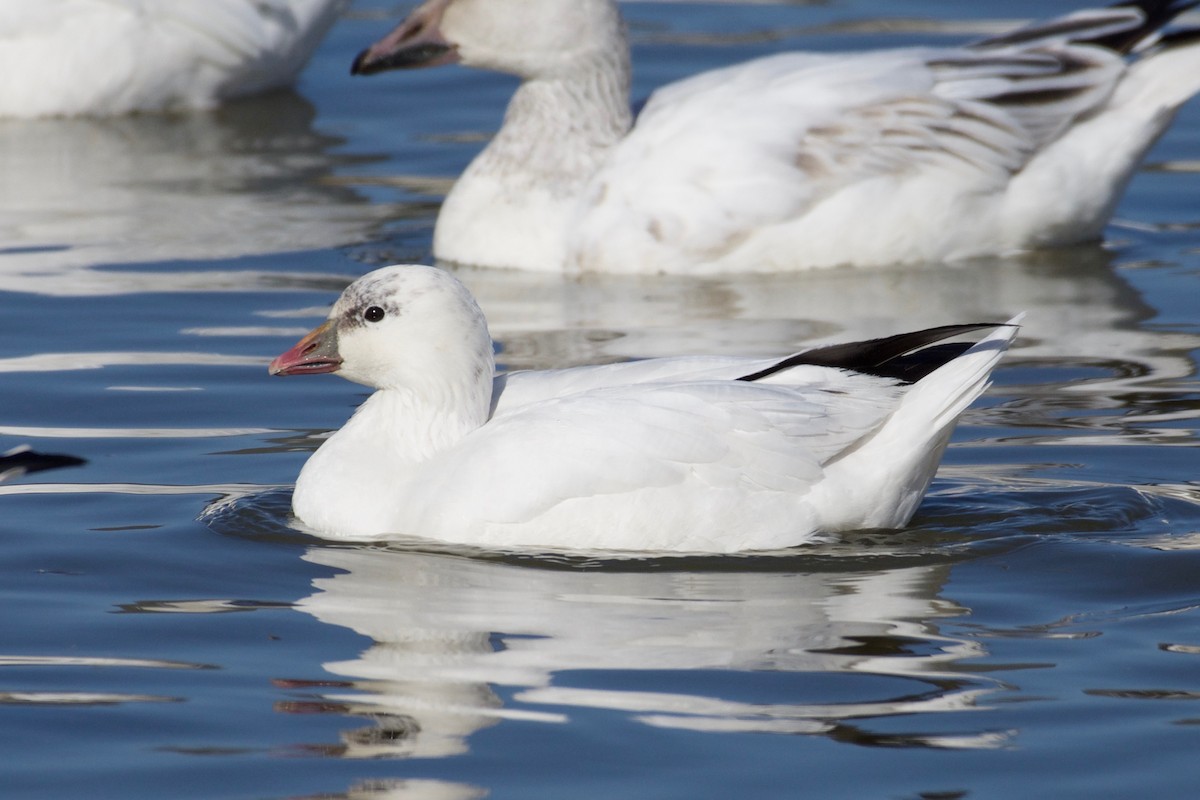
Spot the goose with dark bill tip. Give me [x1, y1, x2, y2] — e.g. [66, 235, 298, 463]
[351, 0, 1200, 274]
[270, 264, 1020, 554]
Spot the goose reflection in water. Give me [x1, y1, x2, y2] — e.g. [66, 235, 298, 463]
[0, 93, 392, 296]
[279, 545, 1012, 759]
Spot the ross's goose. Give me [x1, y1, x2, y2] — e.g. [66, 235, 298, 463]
[351, 0, 1200, 274]
[0, 0, 348, 118]
[0, 445, 84, 481]
[269, 264, 1019, 553]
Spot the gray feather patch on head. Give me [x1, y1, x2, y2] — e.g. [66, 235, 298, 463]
[333, 271, 407, 328]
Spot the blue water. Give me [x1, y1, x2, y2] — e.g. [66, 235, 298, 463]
[3, 1, 1200, 797]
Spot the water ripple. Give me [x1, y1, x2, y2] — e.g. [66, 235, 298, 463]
[0, 655, 216, 669]
[0, 692, 182, 706]
[0, 351, 263, 373]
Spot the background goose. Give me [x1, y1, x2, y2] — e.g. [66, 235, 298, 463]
[269, 264, 1019, 554]
[0, 0, 348, 117]
[352, 0, 1200, 274]
[0, 445, 84, 482]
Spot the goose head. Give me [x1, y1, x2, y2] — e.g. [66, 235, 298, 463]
[269, 265, 495, 402]
[351, 0, 624, 79]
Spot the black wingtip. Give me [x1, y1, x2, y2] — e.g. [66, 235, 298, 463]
[1100, 0, 1200, 53]
[0, 448, 86, 479]
[351, 48, 373, 76]
[976, 0, 1200, 55]
[739, 323, 1014, 384]
[1157, 20, 1200, 49]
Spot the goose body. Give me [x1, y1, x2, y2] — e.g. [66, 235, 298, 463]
[270, 265, 1019, 553]
[0, 0, 348, 117]
[353, 0, 1200, 273]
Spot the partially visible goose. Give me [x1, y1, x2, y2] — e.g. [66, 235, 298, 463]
[0, 0, 348, 118]
[352, 0, 1200, 274]
[269, 264, 1019, 553]
[0, 445, 84, 482]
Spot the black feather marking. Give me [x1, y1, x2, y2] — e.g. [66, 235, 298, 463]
[987, 85, 1099, 107]
[0, 448, 86, 477]
[977, 14, 1143, 51]
[1095, 0, 1200, 52]
[738, 323, 1007, 384]
[974, 1, 1200, 55]
[926, 54, 1063, 72]
[1158, 23, 1200, 49]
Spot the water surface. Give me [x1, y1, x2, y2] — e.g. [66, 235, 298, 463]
[2, 2, 1199, 798]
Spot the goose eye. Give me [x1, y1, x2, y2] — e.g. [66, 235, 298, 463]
[364, 306, 385, 323]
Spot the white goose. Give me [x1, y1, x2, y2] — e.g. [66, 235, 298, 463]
[351, 0, 1200, 274]
[269, 264, 1019, 553]
[0, 0, 348, 118]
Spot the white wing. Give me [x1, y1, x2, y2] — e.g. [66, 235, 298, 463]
[492, 351, 900, 413]
[492, 355, 771, 413]
[571, 8, 1143, 270]
[408, 375, 904, 536]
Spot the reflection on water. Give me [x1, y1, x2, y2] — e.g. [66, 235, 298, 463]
[0, 92, 391, 295]
[284, 546, 1012, 758]
[0, 691, 181, 706]
[448, 247, 1199, 394]
[0, 350, 264, 373]
[0, 654, 212, 707]
[291, 779, 486, 800]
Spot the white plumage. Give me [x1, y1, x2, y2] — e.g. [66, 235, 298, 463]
[352, 0, 1200, 273]
[0, 0, 348, 117]
[270, 264, 1019, 553]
